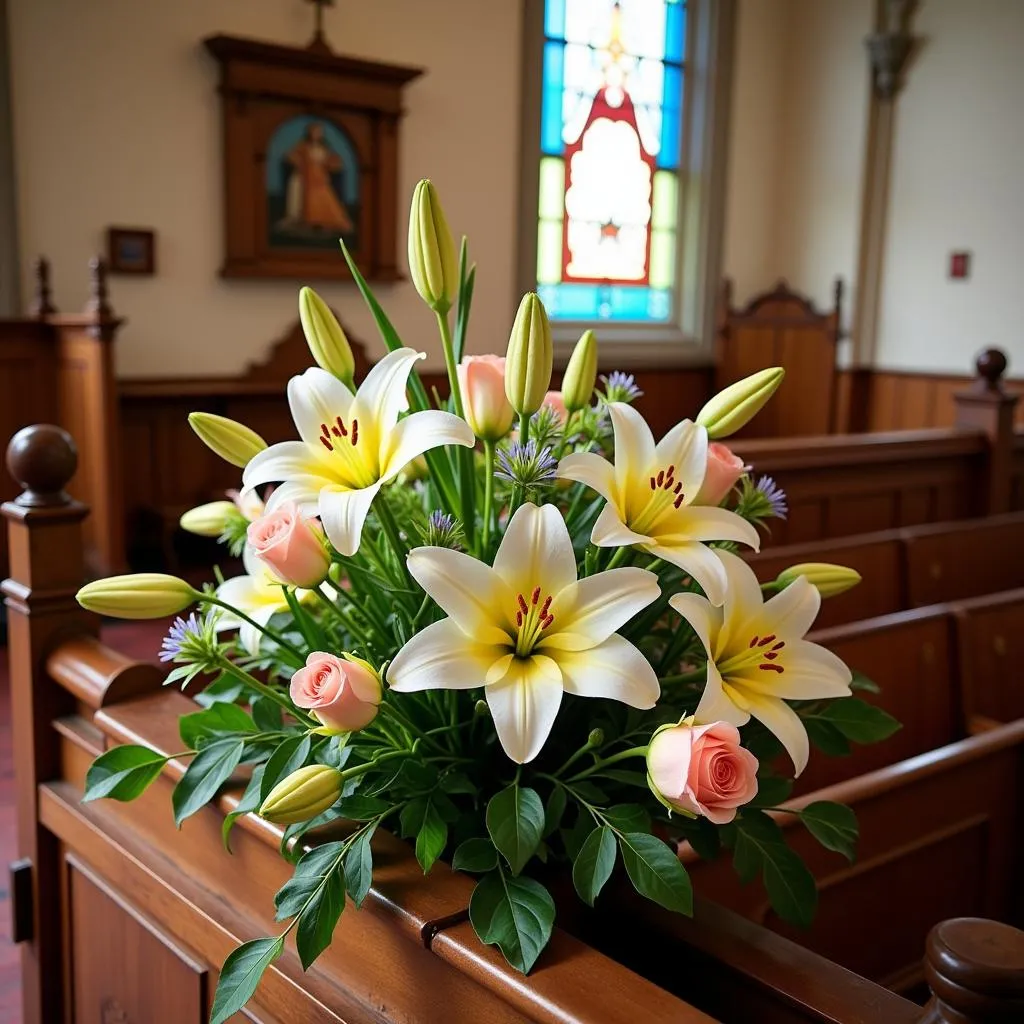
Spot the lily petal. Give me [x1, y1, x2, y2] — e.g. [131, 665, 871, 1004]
[350, 348, 423, 453]
[243, 441, 327, 491]
[493, 502, 578, 599]
[608, 402, 657, 509]
[486, 655, 563, 763]
[694, 658, 748, 727]
[743, 692, 811, 777]
[668, 591, 723, 656]
[541, 567, 660, 651]
[387, 618, 506, 692]
[380, 409, 474, 482]
[318, 482, 381, 557]
[659, 506, 761, 551]
[239, 606, 277, 658]
[760, 574, 821, 640]
[647, 540, 730, 606]
[591, 503, 652, 548]
[730, 639, 852, 700]
[287, 367, 356, 449]
[654, 418, 708, 497]
[406, 547, 514, 645]
[716, 549, 770, 654]
[263, 478, 323, 517]
[556, 451, 617, 503]
[551, 634, 660, 708]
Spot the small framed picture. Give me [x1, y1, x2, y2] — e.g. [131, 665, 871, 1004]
[107, 227, 156, 275]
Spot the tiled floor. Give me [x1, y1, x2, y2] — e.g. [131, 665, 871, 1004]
[0, 621, 167, 1024]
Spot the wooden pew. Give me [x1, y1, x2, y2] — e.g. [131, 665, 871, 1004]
[8, 425, 1024, 1023]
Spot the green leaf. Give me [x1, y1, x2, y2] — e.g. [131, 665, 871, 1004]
[800, 801, 859, 862]
[275, 842, 346, 920]
[571, 780, 608, 804]
[543, 786, 567, 838]
[194, 673, 245, 707]
[596, 769, 649, 788]
[452, 837, 499, 874]
[603, 804, 651, 835]
[763, 845, 818, 929]
[486, 785, 545, 876]
[335, 794, 391, 821]
[561, 811, 595, 862]
[415, 801, 448, 874]
[222, 764, 265, 852]
[681, 816, 721, 862]
[171, 739, 245, 827]
[179, 703, 256, 750]
[572, 826, 617, 906]
[251, 697, 284, 733]
[209, 936, 284, 1024]
[260, 735, 313, 803]
[821, 698, 901, 744]
[295, 861, 346, 970]
[849, 670, 880, 694]
[344, 826, 376, 908]
[618, 832, 693, 914]
[469, 869, 556, 974]
[83, 745, 167, 803]
[804, 716, 851, 757]
[750, 774, 793, 809]
[439, 771, 478, 796]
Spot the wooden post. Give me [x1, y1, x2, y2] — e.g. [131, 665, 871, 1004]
[2, 423, 96, 1024]
[953, 348, 1020, 515]
[46, 256, 126, 575]
[919, 917, 1024, 1022]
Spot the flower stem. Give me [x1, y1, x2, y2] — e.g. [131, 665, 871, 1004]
[200, 594, 306, 664]
[569, 745, 648, 782]
[519, 412, 531, 448]
[214, 657, 317, 729]
[660, 667, 708, 686]
[380, 701, 450, 755]
[482, 440, 496, 552]
[605, 546, 633, 571]
[313, 588, 374, 651]
[552, 733, 601, 777]
[435, 311, 466, 419]
[374, 499, 414, 590]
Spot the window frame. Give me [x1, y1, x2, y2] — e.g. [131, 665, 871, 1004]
[516, 0, 735, 363]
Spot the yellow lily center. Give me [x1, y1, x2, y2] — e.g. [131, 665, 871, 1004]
[630, 463, 686, 535]
[513, 586, 557, 657]
[317, 415, 377, 488]
[718, 632, 787, 679]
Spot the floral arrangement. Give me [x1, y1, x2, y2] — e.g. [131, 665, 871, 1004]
[77, 181, 898, 1024]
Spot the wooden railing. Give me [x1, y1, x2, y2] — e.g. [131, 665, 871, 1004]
[5, 422, 1024, 1023]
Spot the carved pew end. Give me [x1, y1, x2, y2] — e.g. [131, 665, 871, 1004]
[6, 423, 78, 508]
[923, 917, 1024, 1022]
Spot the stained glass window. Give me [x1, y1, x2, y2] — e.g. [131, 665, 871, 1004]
[536, 0, 686, 324]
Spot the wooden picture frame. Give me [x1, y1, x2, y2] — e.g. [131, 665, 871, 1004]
[203, 34, 422, 282]
[106, 228, 155, 276]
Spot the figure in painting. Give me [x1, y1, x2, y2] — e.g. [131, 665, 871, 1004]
[277, 122, 354, 236]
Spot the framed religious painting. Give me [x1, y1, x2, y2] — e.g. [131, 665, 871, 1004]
[204, 33, 422, 281]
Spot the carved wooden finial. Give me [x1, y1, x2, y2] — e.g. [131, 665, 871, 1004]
[86, 255, 113, 318]
[922, 917, 1024, 1023]
[975, 348, 1008, 392]
[6, 424, 78, 508]
[29, 256, 57, 318]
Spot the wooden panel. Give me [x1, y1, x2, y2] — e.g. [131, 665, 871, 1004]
[794, 608, 959, 795]
[954, 589, 1024, 725]
[67, 856, 207, 1024]
[903, 511, 1024, 606]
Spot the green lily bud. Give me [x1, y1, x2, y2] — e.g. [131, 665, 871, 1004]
[504, 293, 553, 416]
[77, 573, 197, 619]
[299, 287, 355, 388]
[259, 765, 343, 825]
[562, 330, 598, 413]
[696, 367, 785, 439]
[408, 179, 458, 313]
[587, 727, 605, 748]
[188, 412, 267, 469]
[179, 500, 237, 538]
[777, 562, 862, 598]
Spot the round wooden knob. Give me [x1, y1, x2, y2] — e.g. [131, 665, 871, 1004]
[6, 424, 78, 507]
[925, 918, 1024, 1021]
[976, 348, 1008, 389]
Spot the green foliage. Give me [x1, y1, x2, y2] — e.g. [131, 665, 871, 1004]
[171, 738, 245, 827]
[259, 735, 313, 803]
[542, 786, 567, 838]
[222, 764, 265, 852]
[452, 837, 500, 874]
[344, 826, 376, 907]
[572, 826, 617, 906]
[209, 936, 284, 1024]
[799, 801, 858, 861]
[486, 784, 545, 875]
[178, 703, 256, 750]
[469, 869, 556, 974]
[820, 697, 901, 744]
[618, 832, 693, 914]
[83, 745, 167, 803]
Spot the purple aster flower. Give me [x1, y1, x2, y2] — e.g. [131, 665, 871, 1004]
[495, 440, 558, 487]
[755, 475, 788, 520]
[600, 371, 643, 404]
[160, 613, 203, 662]
[423, 510, 463, 549]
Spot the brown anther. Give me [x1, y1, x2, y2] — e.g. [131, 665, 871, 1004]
[518, 594, 529, 615]
[757, 634, 777, 647]
[531, 586, 541, 605]
[758, 664, 784, 673]
[657, 470, 665, 486]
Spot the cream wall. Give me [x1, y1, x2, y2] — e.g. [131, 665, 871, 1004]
[874, 0, 1024, 374]
[7, 0, 523, 377]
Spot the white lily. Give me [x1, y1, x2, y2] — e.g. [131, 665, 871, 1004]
[557, 403, 760, 604]
[669, 549, 852, 776]
[214, 546, 310, 656]
[242, 348, 474, 556]
[388, 502, 661, 763]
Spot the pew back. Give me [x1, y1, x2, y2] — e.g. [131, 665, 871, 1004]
[954, 588, 1024, 726]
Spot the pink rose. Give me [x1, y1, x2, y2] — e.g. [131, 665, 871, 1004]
[694, 442, 746, 506]
[247, 502, 330, 587]
[457, 354, 515, 441]
[542, 390, 568, 424]
[290, 652, 382, 732]
[647, 719, 759, 824]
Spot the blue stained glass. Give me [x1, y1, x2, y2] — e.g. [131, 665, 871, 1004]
[665, 2, 686, 64]
[545, 0, 566, 39]
[541, 42, 565, 154]
[539, 283, 672, 322]
[659, 65, 683, 168]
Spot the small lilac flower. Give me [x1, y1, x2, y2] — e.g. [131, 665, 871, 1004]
[160, 613, 202, 662]
[423, 510, 463, 550]
[159, 611, 220, 665]
[600, 371, 643, 404]
[755, 476, 788, 520]
[495, 440, 558, 488]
